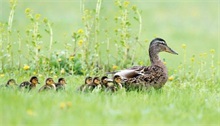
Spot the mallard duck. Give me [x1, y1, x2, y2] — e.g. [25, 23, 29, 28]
[113, 38, 178, 90]
[38, 78, 56, 92]
[5, 79, 18, 88]
[84, 77, 101, 92]
[55, 78, 66, 91]
[77, 76, 93, 92]
[19, 76, 40, 91]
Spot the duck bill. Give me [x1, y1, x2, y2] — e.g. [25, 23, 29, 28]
[165, 46, 178, 55]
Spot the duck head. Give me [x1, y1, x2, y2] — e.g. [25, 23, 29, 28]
[85, 76, 93, 84]
[149, 38, 178, 55]
[46, 78, 55, 85]
[58, 78, 66, 85]
[30, 76, 40, 85]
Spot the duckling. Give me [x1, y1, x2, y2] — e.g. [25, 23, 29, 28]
[84, 77, 101, 92]
[19, 76, 39, 91]
[55, 78, 66, 91]
[77, 76, 93, 92]
[112, 38, 178, 90]
[100, 76, 112, 89]
[38, 78, 56, 92]
[5, 79, 18, 88]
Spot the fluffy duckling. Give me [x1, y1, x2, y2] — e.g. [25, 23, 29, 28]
[19, 76, 39, 91]
[5, 79, 18, 88]
[38, 78, 56, 92]
[55, 78, 67, 91]
[77, 76, 93, 92]
[100, 76, 113, 91]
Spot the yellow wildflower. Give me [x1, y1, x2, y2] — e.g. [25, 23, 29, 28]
[132, 5, 137, 11]
[38, 74, 43, 77]
[0, 74, 5, 77]
[43, 18, 48, 24]
[168, 76, 174, 81]
[61, 68, 65, 74]
[58, 58, 62, 62]
[77, 29, 84, 34]
[60, 102, 66, 109]
[112, 65, 118, 70]
[123, 1, 130, 7]
[210, 49, 215, 54]
[181, 44, 186, 49]
[23, 65, 30, 70]
[35, 14, 41, 20]
[66, 101, 72, 108]
[69, 56, 74, 60]
[26, 109, 36, 116]
[33, 72, 37, 75]
[139, 61, 143, 65]
[54, 75, 58, 79]
[78, 40, 83, 46]
[163, 61, 167, 65]
[25, 8, 31, 15]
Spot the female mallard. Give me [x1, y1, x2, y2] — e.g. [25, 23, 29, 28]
[19, 76, 40, 91]
[114, 38, 178, 90]
[38, 78, 56, 92]
[55, 78, 67, 91]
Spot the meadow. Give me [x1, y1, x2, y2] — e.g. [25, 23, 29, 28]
[0, 0, 219, 126]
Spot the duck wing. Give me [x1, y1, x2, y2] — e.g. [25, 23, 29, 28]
[114, 69, 143, 79]
[124, 65, 167, 90]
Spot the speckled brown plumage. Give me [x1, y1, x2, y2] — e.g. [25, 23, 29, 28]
[115, 38, 178, 91]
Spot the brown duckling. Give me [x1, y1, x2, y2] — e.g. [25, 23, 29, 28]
[55, 78, 66, 91]
[113, 38, 178, 90]
[19, 76, 39, 91]
[5, 79, 18, 88]
[77, 76, 93, 92]
[38, 78, 56, 92]
[100, 76, 113, 91]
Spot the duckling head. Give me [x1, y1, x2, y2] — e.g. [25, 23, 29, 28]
[30, 76, 40, 85]
[113, 75, 122, 84]
[58, 78, 66, 85]
[85, 76, 93, 84]
[93, 77, 100, 85]
[6, 79, 16, 86]
[46, 78, 55, 85]
[101, 76, 112, 85]
[149, 38, 178, 55]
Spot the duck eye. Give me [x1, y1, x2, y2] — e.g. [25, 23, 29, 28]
[160, 41, 166, 45]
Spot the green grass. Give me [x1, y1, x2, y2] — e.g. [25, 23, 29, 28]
[0, 0, 219, 126]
